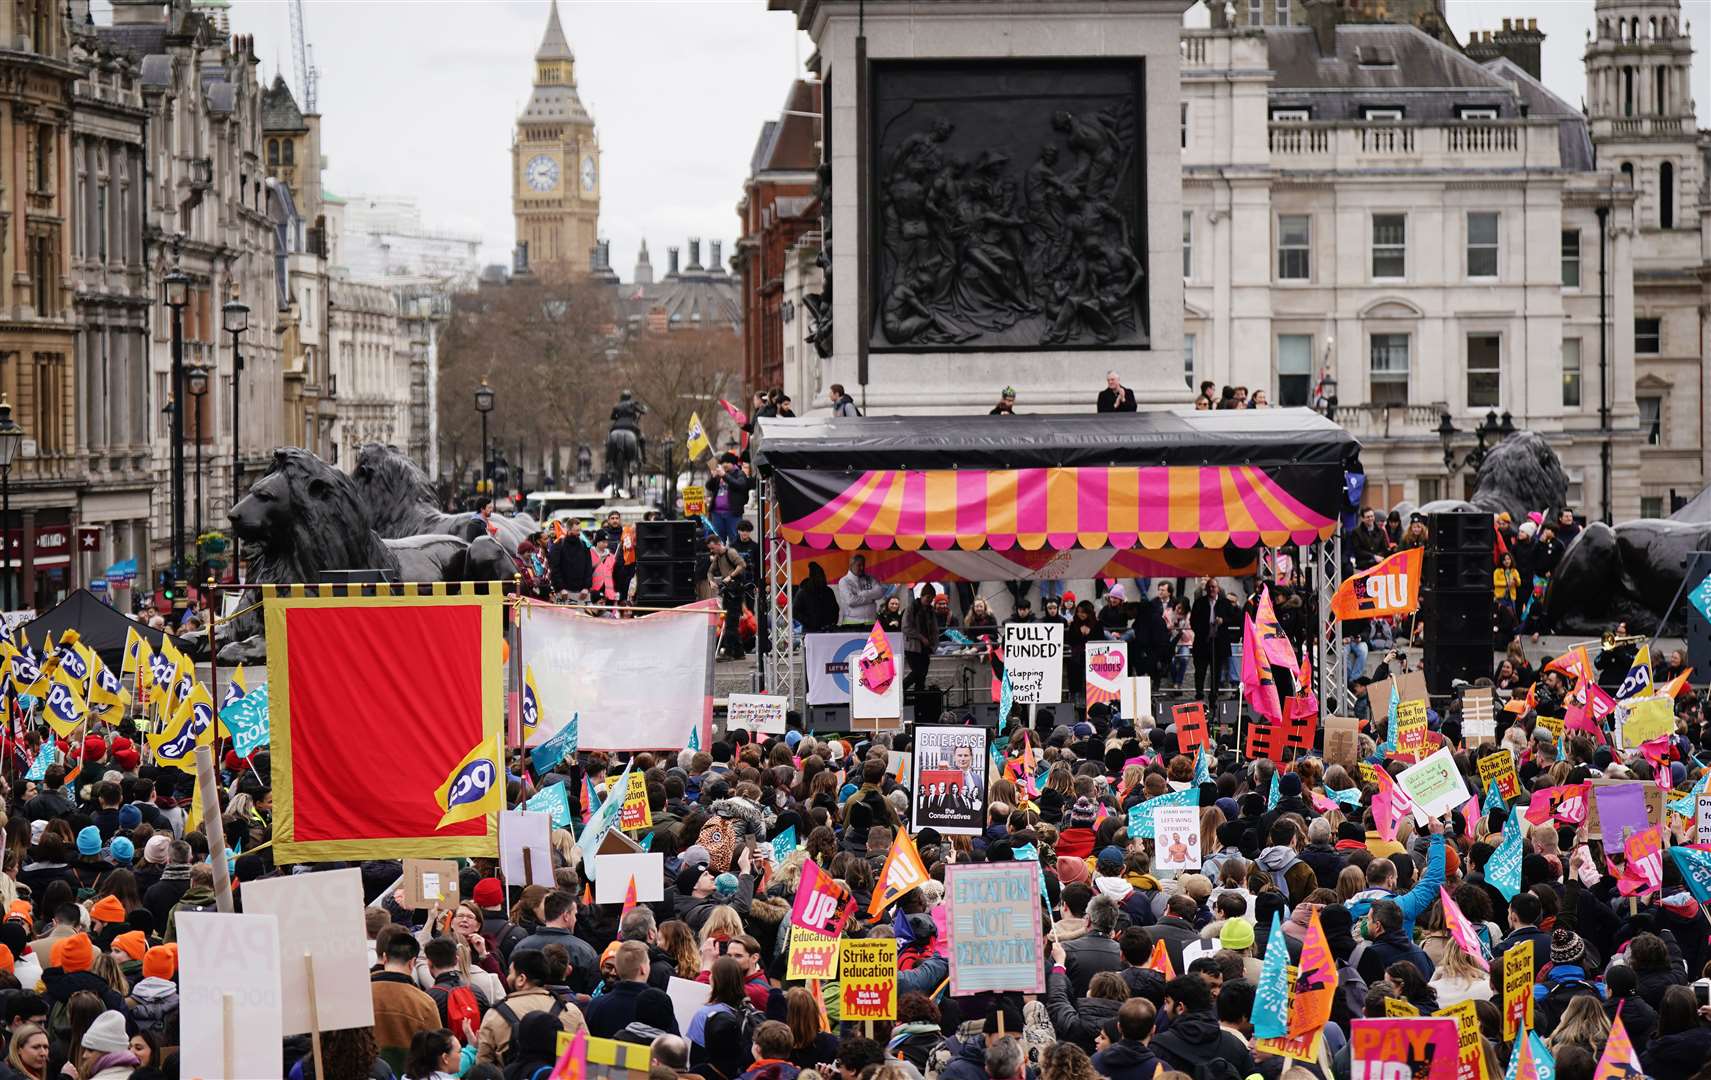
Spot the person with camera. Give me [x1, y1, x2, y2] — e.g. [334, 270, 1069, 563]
[705, 533, 748, 661]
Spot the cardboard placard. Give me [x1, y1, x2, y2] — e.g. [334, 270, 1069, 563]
[1323, 715, 1361, 771]
[500, 809, 553, 887]
[593, 853, 665, 905]
[1586, 778, 1666, 841]
[945, 862, 1044, 995]
[1003, 622, 1064, 704]
[239, 867, 374, 1038]
[1172, 699, 1207, 753]
[1502, 940, 1533, 1040]
[1462, 688, 1497, 742]
[727, 693, 788, 735]
[1366, 670, 1428, 721]
[177, 912, 285, 1079]
[618, 770, 653, 831]
[666, 977, 711, 1042]
[838, 938, 898, 1021]
[1351, 1018, 1458, 1080]
[1120, 675, 1154, 725]
[403, 859, 460, 910]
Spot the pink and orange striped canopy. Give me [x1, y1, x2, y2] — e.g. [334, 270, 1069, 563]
[777, 465, 1337, 553]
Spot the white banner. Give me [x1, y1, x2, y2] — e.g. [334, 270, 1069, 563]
[806, 631, 902, 706]
[520, 602, 714, 751]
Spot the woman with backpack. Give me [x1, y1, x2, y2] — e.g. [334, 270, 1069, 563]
[687, 957, 757, 1080]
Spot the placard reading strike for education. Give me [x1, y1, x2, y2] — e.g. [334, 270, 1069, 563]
[909, 724, 989, 836]
[1475, 750, 1520, 802]
[1003, 622, 1063, 704]
[838, 939, 897, 1021]
[786, 926, 841, 980]
[945, 863, 1044, 995]
[727, 693, 788, 735]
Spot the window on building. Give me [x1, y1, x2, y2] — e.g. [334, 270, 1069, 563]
[1467, 334, 1501, 407]
[1361, 106, 1404, 121]
[1417, 477, 1443, 504]
[1372, 213, 1406, 278]
[1561, 229, 1580, 287]
[1467, 212, 1499, 277]
[1184, 333, 1196, 389]
[1623, 67, 1635, 115]
[1182, 211, 1192, 278]
[1271, 108, 1310, 121]
[1275, 0, 1289, 25]
[1641, 496, 1665, 518]
[1247, 0, 1261, 21]
[1660, 161, 1675, 228]
[1277, 214, 1310, 280]
[1181, 102, 1188, 149]
[1370, 333, 1409, 405]
[1655, 65, 1667, 114]
[34, 125, 50, 193]
[31, 353, 62, 453]
[1278, 335, 1313, 406]
[1562, 338, 1582, 407]
[1635, 317, 1661, 353]
[96, 187, 107, 263]
[1638, 395, 1662, 444]
[1456, 105, 1499, 119]
[1620, 162, 1635, 190]
[267, 139, 278, 166]
[283, 140, 294, 166]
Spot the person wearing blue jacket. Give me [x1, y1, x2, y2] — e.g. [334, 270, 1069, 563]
[1345, 822, 1447, 936]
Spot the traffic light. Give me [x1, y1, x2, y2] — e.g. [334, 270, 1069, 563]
[159, 572, 175, 604]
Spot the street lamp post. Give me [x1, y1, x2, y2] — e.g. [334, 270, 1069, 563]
[187, 364, 209, 574]
[1438, 409, 1516, 477]
[0, 398, 24, 611]
[474, 380, 494, 499]
[223, 297, 249, 510]
[163, 256, 190, 594]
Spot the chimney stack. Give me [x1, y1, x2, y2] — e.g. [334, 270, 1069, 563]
[709, 240, 724, 272]
[667, 246, 680, 278]
[686, 237, 703, 272]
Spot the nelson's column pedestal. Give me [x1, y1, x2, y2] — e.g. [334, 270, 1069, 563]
[774, 0, 1195, 413]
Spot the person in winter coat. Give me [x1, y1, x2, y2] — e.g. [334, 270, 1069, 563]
[70, 1012, 137, 1080]
[1043, 949, 1125, 1054]
[1492, 892, 1553, 980]
[1060, 895, 1125, 999]
[476, 949, 587, 1066]
[1298, 818, 1345, 888]
[1640, 986, 1711, 1080]
[1356, 900, 1434, 983]
[1149, 974, 1256, 1077]
[40, 933, 130, 1018]
[1532, 930, 1602, 1038]
[1254, 820, 1317, 905]
[1346, 825, 1447, 937]
[550, 520, 594, 596]
[1090, 999, 1160, 1080]
[1628, 931, 1690, 1009]
[582, 942, 678, 1038]
[735, 1022, 802, 1080]
[1603, 964, 1658, 1051]
[124, 947, 178, 1042]
[1145, 896, 1203, 977]
[1089, 848, 1158, 928]
[794, 564, 840, 635]
[836, 557, 887, 627]
[1258, 773, 1311, 841]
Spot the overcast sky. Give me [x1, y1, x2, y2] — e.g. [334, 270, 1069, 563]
[92, 1, 1707, 277]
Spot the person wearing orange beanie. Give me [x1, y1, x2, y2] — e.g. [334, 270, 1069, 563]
[110, 931, 146, 964]
[129, 947, 180, 1039]
[42, 932, 126, 1015]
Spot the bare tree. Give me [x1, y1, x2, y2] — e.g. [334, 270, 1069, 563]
[615, 326, 744, 480]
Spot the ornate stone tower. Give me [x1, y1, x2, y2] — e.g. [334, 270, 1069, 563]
[1584, 0, 1701, 230]
[512, 0, 600, 275]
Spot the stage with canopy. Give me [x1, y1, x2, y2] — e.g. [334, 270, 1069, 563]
[750, 408, 1364, 710]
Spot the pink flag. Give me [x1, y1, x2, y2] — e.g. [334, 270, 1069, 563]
[1439, 887, 1489, 970]
[1241, 613, 1283, 724]
[1309, 789, 1336, 813]
[719, 399, 749, 427]
[1461, 795, 1480, 843]
[1255, 587, 1301, 673]
[857, 621, 896, 695]
[1618, 826, 1664, 897]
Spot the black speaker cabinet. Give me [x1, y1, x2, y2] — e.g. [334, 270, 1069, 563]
[636, 520, 700, 562]
[633, 560, 696, 605]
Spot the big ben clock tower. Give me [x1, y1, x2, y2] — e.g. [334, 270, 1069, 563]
[512, 0, 600, 276]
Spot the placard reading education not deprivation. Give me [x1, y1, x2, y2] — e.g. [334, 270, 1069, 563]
[945, 862, 1044, 995]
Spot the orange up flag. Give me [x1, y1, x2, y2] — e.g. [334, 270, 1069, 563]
[620, 876, 639, 924]
[868, 830, 930, 917]
[1593, 1005, 1644, 1080]
[1330, 548, 1422, 620]
[1145, 938, 1177, 979]
[1287, 907, 1338, 1038]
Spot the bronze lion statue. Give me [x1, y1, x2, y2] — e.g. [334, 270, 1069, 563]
[352, 443, 538, 557]
[206, 448, 513, 661]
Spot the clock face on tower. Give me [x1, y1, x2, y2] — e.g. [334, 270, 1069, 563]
[581, 155, 597, 192]
[525, 154, 559, 192]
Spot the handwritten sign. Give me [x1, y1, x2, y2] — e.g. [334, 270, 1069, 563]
[1397, 747, 1471, 820]
[945, 862, 1044, 995]
[727, 693, 787, 735]
[1620, 694, 1676, 748]
[1324, 715, 1360, 771]
[839, 938, 897, 1021]
[1002, 622, 1063, 704]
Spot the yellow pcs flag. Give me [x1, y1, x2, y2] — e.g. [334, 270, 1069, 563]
[43, 667, 88, 739]
[686, 412, 711, 460]
[121, 626, 147, 676]
[148, 683, 215, 772]
[87, 655, 129, 715]
[434, 734, 503, 829]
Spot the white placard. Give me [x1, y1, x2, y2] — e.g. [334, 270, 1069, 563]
[1396, 746, 1473, 821]
[239, 867, 374, 1038]
[500, 810, 554, 887]
[1120, 676, 1154, 725]
[1153, 805, 1201, 871]
[594, 853, 666, 905]
[1462, 688, 1497, 740]
[178, 912, 284, 1080]
[1003, 622, 1064, 704]
[667, 975, 712, 1038]
[1696, 796, 1711, 845]
[727, 693, 788, 734]
[521, 602, 714, 751]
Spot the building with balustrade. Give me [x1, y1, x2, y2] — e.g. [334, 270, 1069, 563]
[1181, 1, 1707, 523]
